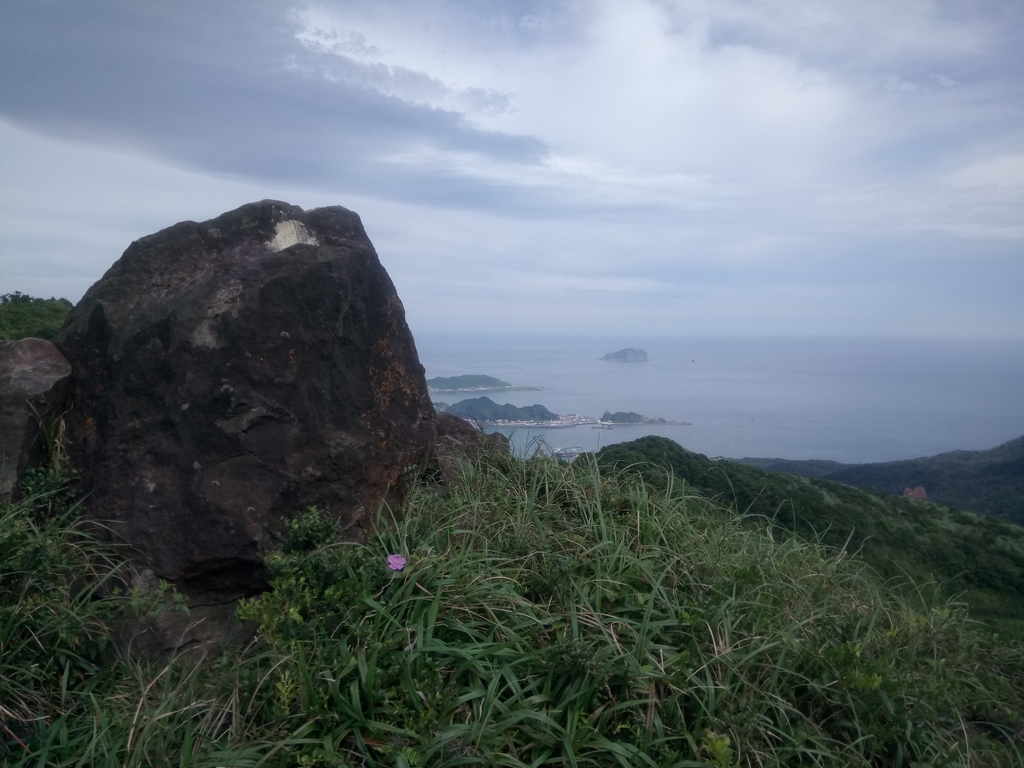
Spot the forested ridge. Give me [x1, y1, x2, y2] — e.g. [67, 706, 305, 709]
[739, 435, 1024, 525]
[598, 436, 1024, 637]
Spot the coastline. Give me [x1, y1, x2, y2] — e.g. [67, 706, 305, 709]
[470, 415, 689, 429]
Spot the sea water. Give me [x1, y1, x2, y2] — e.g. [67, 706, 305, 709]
[416, 335, 1024, 464]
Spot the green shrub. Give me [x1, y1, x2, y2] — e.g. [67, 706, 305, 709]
[285, 506, 341, 554]
[0, 291, 72, 341]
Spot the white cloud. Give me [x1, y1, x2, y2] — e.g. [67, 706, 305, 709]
[293, 0, 1020, 213]
[944, 153, 1024, 188]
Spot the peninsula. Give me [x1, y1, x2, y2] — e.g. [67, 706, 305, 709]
[427, 374, 542, 392]
[602, 410, 686, 425]
[441, 398, 687, 429]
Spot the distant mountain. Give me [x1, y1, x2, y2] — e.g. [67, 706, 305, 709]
[738, 435, 1024, 526]
[601, 348, 648, 362]
[597, 436, 1024, 636]
[427, 374, 541, 392]
[447, 396, 559, 423]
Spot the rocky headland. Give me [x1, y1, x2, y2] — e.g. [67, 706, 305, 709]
[446, 396, 559, 425]
[601, 410, 686, 425]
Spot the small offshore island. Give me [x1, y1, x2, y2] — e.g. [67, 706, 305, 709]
[427, 374, 542, 392]
[436, 396, 688, 428]
[601, 347, 648, 362]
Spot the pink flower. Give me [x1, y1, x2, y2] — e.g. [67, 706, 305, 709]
[387, 554, 407, 571]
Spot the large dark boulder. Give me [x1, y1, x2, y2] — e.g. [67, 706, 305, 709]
[57, 200, 435, 601]
[0, 338, 72, 498]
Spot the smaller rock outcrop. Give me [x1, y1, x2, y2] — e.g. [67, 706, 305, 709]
[601, 348, 648, 362]
[433, 412, 508, 483]
[0, 338, 71, 498]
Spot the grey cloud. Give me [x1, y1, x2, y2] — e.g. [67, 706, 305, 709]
[0, 0, 543, 206]
[459, 87, 513, 115]
[292, 43, 514, 115]
[682, 0, 1024, 122]
[307, 28, 383, 58]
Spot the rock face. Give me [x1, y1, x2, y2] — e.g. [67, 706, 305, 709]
[0, 338, 72, 498]
[435, 411, 509, 452]
[601, 348, 648, 362]
[433, 412, 509, 483]
[56, 200, 435, 601]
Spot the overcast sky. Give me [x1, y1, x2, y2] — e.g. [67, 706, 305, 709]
[1, 1, 1022, 338]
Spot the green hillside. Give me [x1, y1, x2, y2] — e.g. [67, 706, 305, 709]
[5, 445, 1023, 764]
[448, 395, 558, 422]
[739, 457, 847, 478]
[0, 292, 72, 341]
[739, 434, 1024, 525]
[427, 374, 512, 390]
[598, 436, 1024, 636]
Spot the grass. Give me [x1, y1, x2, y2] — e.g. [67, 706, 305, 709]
[3, 449, 1023, 766]
[0, 463, 122, 752]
